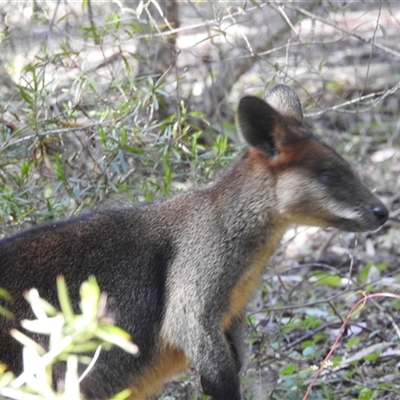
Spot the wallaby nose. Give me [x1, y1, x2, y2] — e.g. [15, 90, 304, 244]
[373, 204, 389, 224]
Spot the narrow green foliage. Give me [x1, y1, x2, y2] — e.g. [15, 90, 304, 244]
[346, 336, 361, 350]
[313, 272, 341, 287]
[57, 275, 75, 322]
[0, 287, 13, 319]
[0, 276, 138, 399]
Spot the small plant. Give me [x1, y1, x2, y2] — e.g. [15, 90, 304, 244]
[0, 276, 138, 400]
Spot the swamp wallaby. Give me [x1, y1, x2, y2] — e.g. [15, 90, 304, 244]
[0, 84, 388, 400]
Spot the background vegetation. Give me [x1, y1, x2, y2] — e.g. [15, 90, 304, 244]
[0, 1, 399, 399]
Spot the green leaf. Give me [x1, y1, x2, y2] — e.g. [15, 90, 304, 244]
[302, 345, 317, 357]
[25, 288, 58, 319]
[57, 275, 75, 322]
[346, 336, 360, 350]
[358, 262, 373, 282]
[358, 386, 376, 400]
[54, 153, 66, 182]
[331, 356, 342, 367]
[315, 274, 341, 287]
[279, 363, 296, 375]
[110, 388, 132, 400]
[0, 305, 13, 319]
[20, 160, 31, 181]
[0, 288, 12, 301]
[364, 352, 380, 362]
[122, 145, 145, 155]
[17, 85, 34, 107]
[10, 329, 46, 355]
[95, 325, 139, 355]
[79, 276, 100, 322]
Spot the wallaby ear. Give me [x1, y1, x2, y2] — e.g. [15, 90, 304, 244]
[265, 84, 303, 125]
[237, 95, 282, 156]
[237, 84, 304, 156]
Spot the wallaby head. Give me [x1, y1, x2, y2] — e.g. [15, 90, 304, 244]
[237, 84, 388, 232]
[0, 84, 388, 400]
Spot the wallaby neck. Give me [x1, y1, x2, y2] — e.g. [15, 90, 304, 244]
[202, 149, 290, 268]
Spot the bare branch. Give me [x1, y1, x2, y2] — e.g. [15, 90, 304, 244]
[292, 5, 400, 59]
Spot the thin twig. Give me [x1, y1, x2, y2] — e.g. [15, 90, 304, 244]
[292, 5, 400, 59]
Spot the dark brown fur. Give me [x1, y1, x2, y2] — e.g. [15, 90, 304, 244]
[0, 85, 388, 400]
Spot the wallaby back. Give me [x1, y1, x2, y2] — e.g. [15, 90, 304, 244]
[0, 85, 388, 400]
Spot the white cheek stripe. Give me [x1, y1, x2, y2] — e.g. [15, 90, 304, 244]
[325, 200, 362, 220]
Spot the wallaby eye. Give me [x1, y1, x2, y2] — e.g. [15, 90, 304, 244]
[319, 171, 336, 185]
